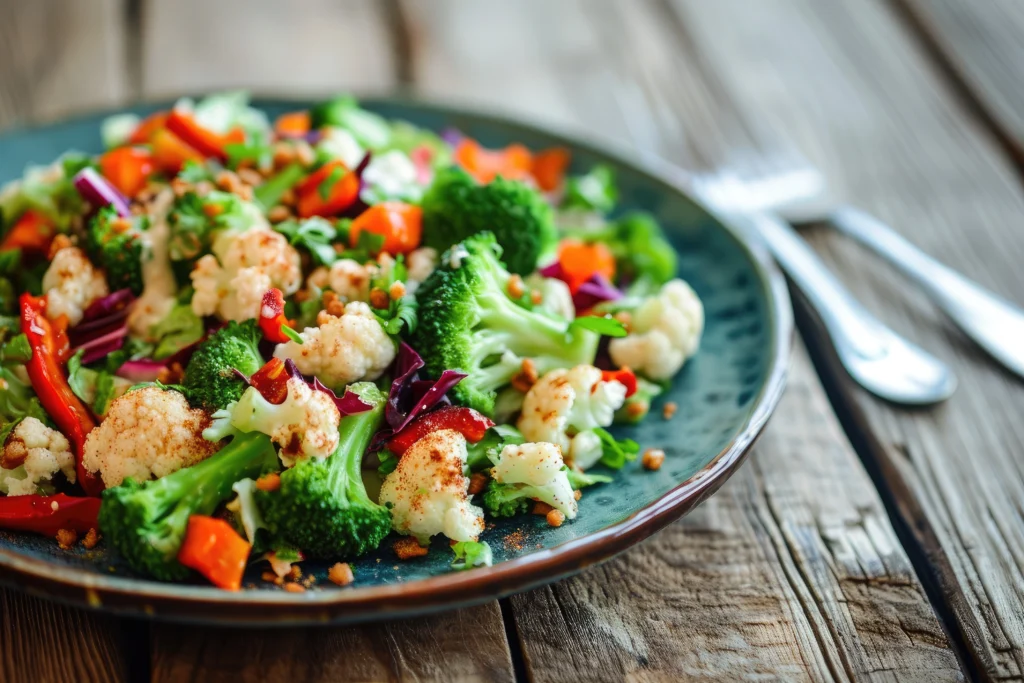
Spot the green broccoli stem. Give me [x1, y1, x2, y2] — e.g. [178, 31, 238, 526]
[326, 392, 385, 504]
[477, 290, 598, 369]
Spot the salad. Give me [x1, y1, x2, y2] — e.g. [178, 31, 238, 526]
[0, 92, 704, 591]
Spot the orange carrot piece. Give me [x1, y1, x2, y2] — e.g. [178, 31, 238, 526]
[177, 515, 251, 591]
[454, 139, 533, 183]
[557, 239, 616, 292]
[274, 111, 311, 138]
[348, 202, 423, 255]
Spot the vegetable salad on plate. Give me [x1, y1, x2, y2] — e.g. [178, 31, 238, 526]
[0, 92, 704, 591]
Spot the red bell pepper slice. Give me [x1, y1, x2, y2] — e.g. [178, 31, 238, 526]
[248, 358, 291, 406]
[0, 210, 55, 255]
[128, 111, 169, 145]
[166, 110, 245, 162]
[151, 128, 204, 174]
[20, 295, 103, 496]
[387, 406, 495, 456]
[99, 146, 155, 197]
[601, 367, 638, 398]
[296, 161, 360, 218]
[258, 289, 295, 344]
[0, 494, 101, 537]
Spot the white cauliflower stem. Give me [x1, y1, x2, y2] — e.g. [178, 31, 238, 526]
[378, 429, 485, 544]
[42, 246, 109, 325]
[306, 258, 375, 303]
[0, 418, 75, 496]
[82, 387, 219, 488]
[609, 279, 704, 380]
[273, 302, 396, 390]
[191, 228, 302, 322]
[491, 442, 578, 519]
[517, 365, 627, 470]
[206, 378, 340, 467]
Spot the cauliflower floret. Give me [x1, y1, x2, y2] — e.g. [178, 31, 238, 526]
[42, 246, 109, 325]
[526, 273, 575, 320]
[317, 127, 364, 168]
[306, 258, 375, 303]
[205, 377, 340, 467]
[609, 279, 704, 380]
[517, 365, 627, 470]
[82, 387, 219, 488]
[361, 150, 422, 204]
[378, 429, 485, 544]
[0, 418, 75, 496]
[273, 302, 396, 390]
[405, 246, 438, 295]
[491, 442, 578, 519]
[190, 228, 302, 322]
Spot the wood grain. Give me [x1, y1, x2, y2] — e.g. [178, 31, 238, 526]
[401, 1, 961, 680]
[151, 602, 513, 683]
[894, 0, 1024, 165]
[0, 0, 128, 129]
[139, 0, 397, 98]
[663, 0, 1024, 678]
[0, 590, 127, 683]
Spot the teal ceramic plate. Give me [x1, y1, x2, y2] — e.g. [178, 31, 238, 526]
[0, 98, 791, 625]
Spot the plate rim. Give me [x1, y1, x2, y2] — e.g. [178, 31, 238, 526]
[0, 94, 793, 625]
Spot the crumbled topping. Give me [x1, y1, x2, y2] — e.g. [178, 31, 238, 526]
[642, 448, 666, 471]
[662, 402, 678, 420]
[394, 537, 429, 560]
[328, 562, 355, 587]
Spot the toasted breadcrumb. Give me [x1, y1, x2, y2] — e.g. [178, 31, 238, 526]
[81, 528, 100, 550]
[511, 358, 539, 393]
[261, 571, 285, 586]
[546, 509, 565, 527]
[389, 281, 406, 301]
[662, 402, 678, 420]
[574, 489, 582, 502]
[642, 448, 666, 471]
[287, 565, 302, 582]
[393, 537, 429, 560]
[506, 274, 525, 299]
[613, 311, 633, 333]
[56, 529, 77, 550]
[369, 287, 390, 309]
[283, 582, 306, 593]
[468, 472, 489, 496]
[268, 205, 292, 223]
[530, 289, 543, 305]
[626, 401, 648, 420]
[328, 562, 355, 587]
[532, 501, 554, 516]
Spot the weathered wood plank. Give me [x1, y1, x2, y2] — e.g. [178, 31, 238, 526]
[0, 590, 128, 683]
[151, 602, 514, 683]
[663, 0, 1024, 679]
[0, 2, 132, 680]
[140, 0, 396, 98]
[400, 1, 961, 680]
[141, 2, 515, 680]
[0, 0, 129, 129]
[894, 0, 1024, 165]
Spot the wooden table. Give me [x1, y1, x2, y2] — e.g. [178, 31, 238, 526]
[1, 0, 1022, 680]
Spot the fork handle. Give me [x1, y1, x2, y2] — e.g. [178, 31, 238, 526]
[829, 206, 1024, 379]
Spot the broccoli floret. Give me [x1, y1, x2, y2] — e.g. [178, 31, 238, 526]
[86, 206, 148, 295]
[561, 165, 618, 214]
[256, 382, 391, 559]
[182, 320, 264, 411]
[98, 431, 278, 581]
[413, 233, 598, 415]
[565, 212, 677, 296]
[481, 483, 531, 518]
[421, 167, 558, 275]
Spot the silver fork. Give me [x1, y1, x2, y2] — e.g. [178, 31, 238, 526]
[687, 159, 958, 405]
[690, 149, 1024, 382]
